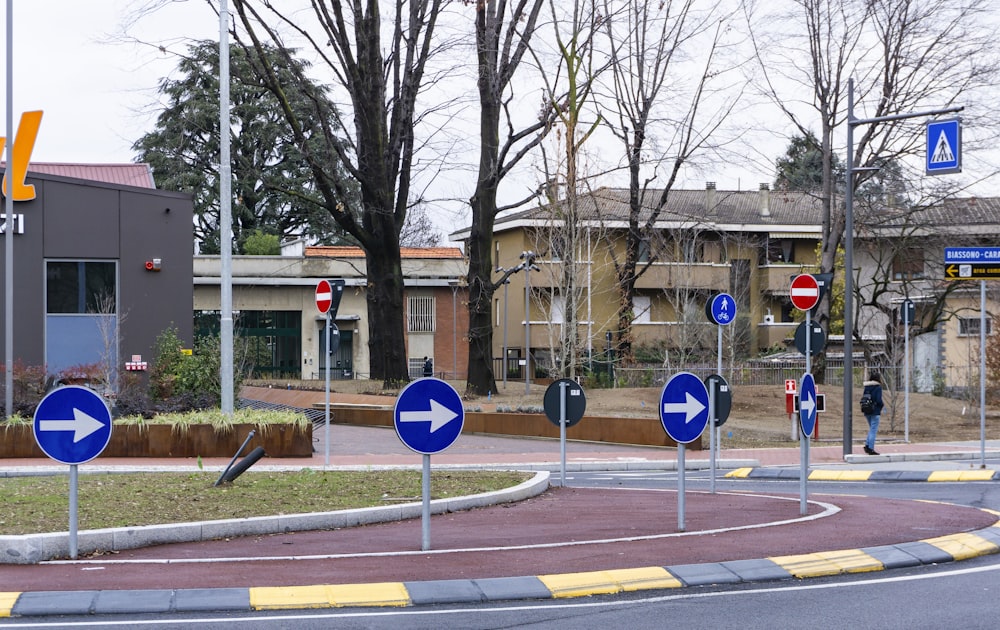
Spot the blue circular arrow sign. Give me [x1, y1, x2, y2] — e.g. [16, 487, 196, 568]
[799, 372, 817, 437]
[659, 372, 710, 444]
[706, 293, 737, 326]
[33, 386, 113, 465]
[394, 378, 465, 455]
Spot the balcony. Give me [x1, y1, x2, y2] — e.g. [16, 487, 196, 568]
[634, 262, 729, 291]
[759, 264, 805, 294]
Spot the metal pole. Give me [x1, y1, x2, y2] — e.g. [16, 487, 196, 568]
[421, 454, 431, 550]
[502, 279, 508, 389]
[844, 79, 856, 458]
[559, 380, 567, 487]
[677, 444, 686, 532]
[4, 0, 14, 418]
[69, 465, 78, 559]
[842, 78, 962, 457]
[801, 310, 811, 515]
[981, 280, 987, 467]
[219, 0, 234, 415]
[525, 256, 531, 395]
[904, 305, 910, 443]
[324, 312, 331, 467]
[710, 325, 721, 494]
[452, 284, 458, 380]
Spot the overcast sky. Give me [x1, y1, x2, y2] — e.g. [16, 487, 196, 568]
[1, 0, 996, 240]
[0, 1, 217, 164]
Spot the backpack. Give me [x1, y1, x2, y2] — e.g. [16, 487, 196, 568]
[859, 392, 875, 414]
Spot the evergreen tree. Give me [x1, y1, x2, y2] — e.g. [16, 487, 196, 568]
[133, 41, 351, 253]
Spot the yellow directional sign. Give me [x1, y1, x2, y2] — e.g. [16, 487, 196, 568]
[945, 263, 1000, 280]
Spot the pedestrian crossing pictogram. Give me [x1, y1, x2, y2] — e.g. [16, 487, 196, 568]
[931, 130, 955, 164]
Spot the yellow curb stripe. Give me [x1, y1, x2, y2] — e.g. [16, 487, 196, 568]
[770, 549, 883, 578]
[927, 470, 997, 482]
[924, 533, 999, 561]
[725, 468, 754, 478]
[809, 470, 873, 482]
[326, 582, 410, 607]
[538, 570, 623, 598]
[250, 583, 410, 610]
[250, 585, 332, 610]
[0, 592, 19, 618]
[603, 567, 683, 591]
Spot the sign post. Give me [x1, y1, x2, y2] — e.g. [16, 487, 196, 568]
[705, 293, 736, 493]
[902, 298, 915, 443]
[944, 248, 993, 465]
[394, 378, 465, 550]
[33, 385, 113, 559]
[790, 274, 820, 513]
[544, 378, 587, 486]
[659, 372, 709, 532]
[316, 279, 344, 467]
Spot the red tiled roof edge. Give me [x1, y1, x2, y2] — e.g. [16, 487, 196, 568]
[306, 246, 464, 259]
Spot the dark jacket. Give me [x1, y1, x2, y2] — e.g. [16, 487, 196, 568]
[422, 359, 433, 377]
[862, 379, 884, 416]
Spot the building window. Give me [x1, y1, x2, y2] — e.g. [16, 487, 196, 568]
[550, 293, 565, 323]
[638, 238, 650, 263]
[45, 260, 117, 375]
[47, 261, 116, 314]
[408, 295, 435, 332]
[632, 295, 651, 323]
[892, 248, 925, 280]
[959, 317, 992, 337]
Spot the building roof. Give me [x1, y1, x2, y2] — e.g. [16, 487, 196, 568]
[454, 186, 827, 241]
[305, 246, 465, 259]
[20, 163, 157, 189]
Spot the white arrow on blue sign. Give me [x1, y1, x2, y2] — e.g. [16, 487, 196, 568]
[799, 373, 817, 437]
[394, 378, 465, 454]
[33, 386, 113, 465]
[659, 371, 709, 444]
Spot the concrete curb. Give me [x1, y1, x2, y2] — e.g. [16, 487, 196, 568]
[726, 467, 1000, 482]
[0, 471, 552, 565]
[5, 515, 999, 617]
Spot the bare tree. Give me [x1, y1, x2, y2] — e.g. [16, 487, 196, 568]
[465, 0, 555, 396]
[229, 0, 450, 385]
[747, 0, 1000, 381]
[597, 0, 744, 364]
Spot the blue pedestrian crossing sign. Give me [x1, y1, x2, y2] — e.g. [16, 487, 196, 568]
[798, 373, 817, 437]
[706, 293, 736, 326]
[659, 372, 710, 444]
[926, 118, 961, 175]
[33, 386, 113, 465]
[394, 378, 465, 455]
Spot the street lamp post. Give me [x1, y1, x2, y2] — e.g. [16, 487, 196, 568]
[843, 78, 963, 457]
[520, 251, 539, 395]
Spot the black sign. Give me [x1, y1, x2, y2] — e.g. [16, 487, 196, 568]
[704, 374, 732, 427]
[543, 379, 587, 427]
[794, 321, 826, 356]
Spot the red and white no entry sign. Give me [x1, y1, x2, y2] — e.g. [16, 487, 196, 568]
[315, 279, 333, 314]
[789, 274, 820, 311]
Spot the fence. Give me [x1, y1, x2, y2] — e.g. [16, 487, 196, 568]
[613, 359, 877, 389]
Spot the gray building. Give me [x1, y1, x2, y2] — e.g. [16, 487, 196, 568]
[0, 164, 193, 382]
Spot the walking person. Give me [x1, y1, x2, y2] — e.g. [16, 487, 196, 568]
[422, 356, 433, 378]
[861, 372, 885, 455]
